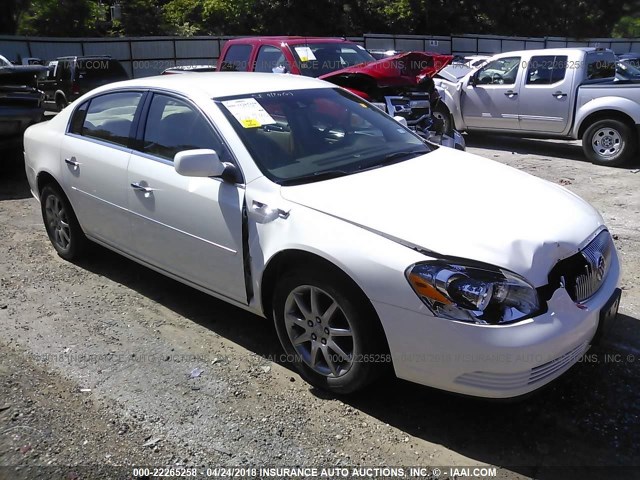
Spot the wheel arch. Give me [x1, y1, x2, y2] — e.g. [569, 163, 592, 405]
[36, 170, 61, 195]
[259, 248, 391, 355]
[577, 109, 637, 140]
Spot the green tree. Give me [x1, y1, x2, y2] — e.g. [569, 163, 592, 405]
[114, 0, 171, 36]
[613, 16, 640, 37]
[1, 0, 30, 35]
[18, 0, 104, 37]
[163, 0, 206, 35]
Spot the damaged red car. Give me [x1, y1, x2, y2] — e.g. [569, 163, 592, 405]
[217, 37, 464, 150]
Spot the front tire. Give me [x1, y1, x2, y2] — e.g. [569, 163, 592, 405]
[273, 269, 387, 394]
[40, 184, 87, 260]
[432, 104, 452, 135]
[582, 119, 637, 167]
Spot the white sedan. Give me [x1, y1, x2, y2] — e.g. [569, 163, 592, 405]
[24, 72, 621, 398]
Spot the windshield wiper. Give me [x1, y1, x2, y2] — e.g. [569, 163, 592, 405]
[360, 149, 428, 171]
[280, 170, 350, 186]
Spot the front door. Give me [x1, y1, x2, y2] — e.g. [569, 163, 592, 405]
[127, 93, 246, 302]
[461, 56, 522, 130]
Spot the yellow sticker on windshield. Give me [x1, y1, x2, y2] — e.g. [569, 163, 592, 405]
[222, 98, 276, 128]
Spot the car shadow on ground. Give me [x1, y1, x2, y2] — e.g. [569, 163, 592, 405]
[72, 244, 640, 479]
[465, 134, 591, 164]
[0, 148, 32, 201]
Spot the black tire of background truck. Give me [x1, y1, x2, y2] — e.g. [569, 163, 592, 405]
[55, 94, 68, 112]
[582, 119, 637, 167]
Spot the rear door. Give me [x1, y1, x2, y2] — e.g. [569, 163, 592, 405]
[461, 56, 522, 130]
[518, 55, 572, 133]
[60, 90, 145, 250]
[126, 92, 246, 301]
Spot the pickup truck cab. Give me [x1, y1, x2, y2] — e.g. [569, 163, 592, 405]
[435, 48, 640, 166]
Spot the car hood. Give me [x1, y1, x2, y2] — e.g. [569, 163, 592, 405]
[280, 148, 604, 286]
[319, 52, 453, 87]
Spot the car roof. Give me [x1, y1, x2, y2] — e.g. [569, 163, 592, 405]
[56, 55, 114, 60]
[226, 36, 356, 45]
[493, 47, 613, 57]
[100, 72, 333, 98]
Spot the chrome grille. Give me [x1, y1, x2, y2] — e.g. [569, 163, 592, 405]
[574, 230, 613, 302]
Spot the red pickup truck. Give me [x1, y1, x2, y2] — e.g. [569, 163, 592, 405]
[217, 37, 464, 149]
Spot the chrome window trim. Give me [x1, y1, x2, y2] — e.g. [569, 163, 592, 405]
[65, 88, 148, 136]
[65, 132, 134, 155]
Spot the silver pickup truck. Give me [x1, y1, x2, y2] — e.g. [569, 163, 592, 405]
[435, 48, 640, 166]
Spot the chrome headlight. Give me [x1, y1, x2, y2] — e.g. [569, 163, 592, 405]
[406, 261, 541, 324]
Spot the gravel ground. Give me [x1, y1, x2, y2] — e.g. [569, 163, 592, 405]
[1, 134, 639, 480]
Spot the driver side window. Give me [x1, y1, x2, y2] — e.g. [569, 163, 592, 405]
[142, 94, 230, 162]
[476, 56, 521, 85]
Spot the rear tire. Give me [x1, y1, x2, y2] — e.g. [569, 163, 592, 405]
[582, 119, 637, 167]
[55, 94, 68, 112]
[40, 184, 87, 260]
[273, 268, 388, 394]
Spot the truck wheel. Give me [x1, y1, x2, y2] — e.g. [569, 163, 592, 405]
[583, 119, 637, 167]
[432, 105, 452, 135]
[55, 95, 68, 112]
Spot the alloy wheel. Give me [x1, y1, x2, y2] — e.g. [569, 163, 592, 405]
[44, 193, 71, 251]
[284, 285, 355, 378]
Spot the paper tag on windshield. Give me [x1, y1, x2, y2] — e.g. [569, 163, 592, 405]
[294, 46, 316, 62]
[222, 98, 276, 128]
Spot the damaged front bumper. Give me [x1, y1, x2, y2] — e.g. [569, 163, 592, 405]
[373, 95, 465, 151]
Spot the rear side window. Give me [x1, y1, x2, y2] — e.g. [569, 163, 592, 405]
[586, 52, 616, 80]
[82, 92, 143, 147]
[69, 101, 89, 134]
[142, 94, 229, 162]
[76, 59, 128, 81]
[220, 44, 252, 71]
[526, 55, 568, 84]
[255, 45, 290, 73]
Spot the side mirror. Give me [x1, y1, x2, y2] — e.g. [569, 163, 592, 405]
[174, 149, 227, 178]
[468, 73, 477, 87]
[393, 116, 408, 127]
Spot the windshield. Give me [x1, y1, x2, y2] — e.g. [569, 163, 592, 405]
[290, 43, 376, 77]
[216, 88, 430, 185]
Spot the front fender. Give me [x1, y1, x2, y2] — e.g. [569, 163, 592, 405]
[573, 96, 640, 138]
[244, 178, 427, 317]
[434, 79, 465, 131]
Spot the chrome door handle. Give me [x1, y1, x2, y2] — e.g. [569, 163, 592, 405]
[130, 182, 155, 193]
[504, 91, 518, 98]
[64, 157, 80, 168]
[552, 92, 568, 99]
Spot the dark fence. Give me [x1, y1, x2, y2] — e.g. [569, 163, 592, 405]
[1, 33, 639, 78]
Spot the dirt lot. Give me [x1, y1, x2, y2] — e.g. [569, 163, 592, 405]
[1, 135, 639, 480]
